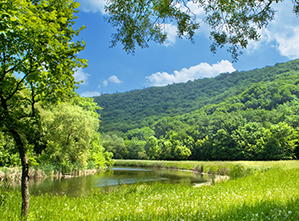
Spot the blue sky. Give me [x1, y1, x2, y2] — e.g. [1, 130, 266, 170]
[73, 0, 299, 97]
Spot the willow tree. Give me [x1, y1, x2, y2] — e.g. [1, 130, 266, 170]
[106, 0, 299, 61]
[0, 0, 86, 216]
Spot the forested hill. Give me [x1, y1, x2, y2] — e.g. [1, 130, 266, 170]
[94, 59, 299, 133]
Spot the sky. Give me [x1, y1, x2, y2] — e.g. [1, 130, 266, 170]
[73, 0, 299, 97]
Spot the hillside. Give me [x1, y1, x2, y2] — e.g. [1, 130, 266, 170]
[94, 59, 299, 133]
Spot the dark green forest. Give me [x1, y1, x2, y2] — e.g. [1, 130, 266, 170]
[95, 60, 299, 132]
[96, 59, 299, 161]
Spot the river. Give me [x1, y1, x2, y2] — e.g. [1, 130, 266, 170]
[6, 167, 211, 197]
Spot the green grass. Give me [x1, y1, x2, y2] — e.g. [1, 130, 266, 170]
[114, 159, 299, 170]
[113, 159, 285, 177]
[1, 161, 299, 220]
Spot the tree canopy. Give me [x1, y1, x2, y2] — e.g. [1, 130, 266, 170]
[0, 0, 86, 216]
[106, 0, 299, 60]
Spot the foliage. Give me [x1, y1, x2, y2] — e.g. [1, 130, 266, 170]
[38, 97, 111, 173]
[144, 136, 160, 160]
[125, 138, 147, 159]
[125, 127, 155, 140]
[106, 0, 299, 60]
[101, 134, 128, 159]
[0, 132, 19, 166]
[0, 0, 86, 216]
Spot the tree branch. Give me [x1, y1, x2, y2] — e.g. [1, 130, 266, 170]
[0, 52, 6, 82]
[30, 83, 36, 118]
[6, 71, 31, 101]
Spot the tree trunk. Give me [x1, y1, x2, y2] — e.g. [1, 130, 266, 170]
[11, 130, 30, 217]
[20, 152, 29, 217]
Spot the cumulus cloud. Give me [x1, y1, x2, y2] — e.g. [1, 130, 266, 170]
[146, 60, 235, 86]
[77, 0, 106, 14]
[74, 68, 90, 85]
[246, 1, 299, 59]
[275, 28, 299, 59]
[267, 2, 299, 59]
[108, 75, 123, 84]
[81, 91, 101, 97]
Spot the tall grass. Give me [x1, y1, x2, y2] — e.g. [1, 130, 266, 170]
[0, 164, 100, 183]
[1, 161, 299, 220]
[113, 159, 276, 177]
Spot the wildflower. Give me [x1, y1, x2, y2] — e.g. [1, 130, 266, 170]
[288, 211, 292, 214]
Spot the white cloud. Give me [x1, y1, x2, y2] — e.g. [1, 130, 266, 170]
[186, 2, 205, 18]
[146, 60, 235, 86]
[246, 1, 299, 59]
[267, 2, 299, 59]
[103, 80, 108, 87]
[163, 24, 178, 46]
[108, 75, 123, 84]
[81, 91, 101, 97]
[77, 0, 106, 14]
[275, 28, 299, 59]
[74, 68, 90, 85]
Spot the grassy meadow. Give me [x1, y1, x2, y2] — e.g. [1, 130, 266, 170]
[1, 160, 299, 220]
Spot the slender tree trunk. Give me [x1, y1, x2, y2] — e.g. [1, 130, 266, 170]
[10, 130, 30, 217]
[20, 151, 29, 217]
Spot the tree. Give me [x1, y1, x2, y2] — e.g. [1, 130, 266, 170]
[145, 136, 161, 159]
[231, 122, 264, 160]
[101, 134, 128, 159]
[256, 122, 297, 160]
[125, 127, 155, 141]
[125, 138, 147, 159]
[0, 0, 86, 216]
[39, 99, 108, 173]
[106, 0, 299, 60]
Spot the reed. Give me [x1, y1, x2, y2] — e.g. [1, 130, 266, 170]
[0, 165, 102, 182]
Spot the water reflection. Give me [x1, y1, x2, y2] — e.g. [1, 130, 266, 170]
[5, 167, 211, 197]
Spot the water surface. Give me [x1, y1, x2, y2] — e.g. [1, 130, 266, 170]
[8, 167, 211, 196]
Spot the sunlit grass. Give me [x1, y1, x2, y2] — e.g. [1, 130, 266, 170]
[114, 159, 299, 171]
[1, 161, 299, 220]
[113, 159, 292, 177]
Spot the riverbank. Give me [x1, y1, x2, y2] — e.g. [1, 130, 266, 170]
[0, 166, 101, 182]
[113, 159, 298, 178]
[1, 160, 299, 220]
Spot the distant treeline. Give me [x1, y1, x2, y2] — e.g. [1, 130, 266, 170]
[99, 60, 299, 161]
